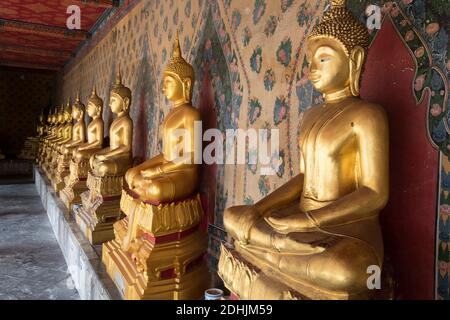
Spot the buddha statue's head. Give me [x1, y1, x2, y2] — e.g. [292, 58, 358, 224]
[162, 33, 195, 106]
[47, 110, 53, 125]
[39, 110, 44, 124]
[110, 69, 131, 115]
[72, 92, 85, 121]
[87, 85, 103, 118]
[306, 0, 369, 99]
[64, 99, 72, 123]
[57, 106, 64, 124]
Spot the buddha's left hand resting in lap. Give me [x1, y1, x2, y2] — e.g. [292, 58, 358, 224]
[125, 34, 200, 204]
[222, 0, 389, 297]
[90, 72, 133, 177]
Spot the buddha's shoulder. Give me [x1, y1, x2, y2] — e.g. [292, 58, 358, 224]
[180, 104, 201, 119]
[349, 99, 387, 119]
[347, 99, 388, 129]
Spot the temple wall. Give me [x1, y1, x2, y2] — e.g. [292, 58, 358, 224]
[58, 0, 449, 300]
[0, 67, 56, 156]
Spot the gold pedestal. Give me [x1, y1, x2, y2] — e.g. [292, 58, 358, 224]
[51, 152, 71, 192]
[60, 160, 89, 210]
[102, 190, 210, 300]
[74, 172, 124, 245]
[48, 149, 60, 182]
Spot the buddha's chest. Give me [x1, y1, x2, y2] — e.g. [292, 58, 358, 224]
[162, 111, 185, 145]
[300, 105, 356, 158]
[110, 121, 124, 144]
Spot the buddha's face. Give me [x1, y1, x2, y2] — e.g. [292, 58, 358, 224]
[64, 111, 71, 122]
[57, 113, 63, 123]
[306, 38, 350, 94]
[162, 74, 183, 102]
[109, 93, 124, 114]
[87, 101, 99, 118]
[72, 107, 83, 121]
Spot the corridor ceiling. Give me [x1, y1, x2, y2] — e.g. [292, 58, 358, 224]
[0, 0, 119, 71]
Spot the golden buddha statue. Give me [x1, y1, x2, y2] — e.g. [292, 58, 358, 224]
[53, 94, 86, 193]
[89, 72, 133, 177]
[124, 39, 201, 203]
[47, 100, 73, 182]
[41, 106, 65, 175]
[37, 110, 51, 164]
[218, 0, 390, 300]
[37, 109, 56, 165]
[74, 72, 133, 245]
[73, 87, 104, 164]
[19, 111, 45, 160]
[102, 35, 209, 300]
[61, 86, 104, 210]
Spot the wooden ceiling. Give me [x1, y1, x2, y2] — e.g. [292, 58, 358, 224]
[0, 0, 119, 71]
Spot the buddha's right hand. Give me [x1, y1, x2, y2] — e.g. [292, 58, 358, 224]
[224, 205, 261, 244]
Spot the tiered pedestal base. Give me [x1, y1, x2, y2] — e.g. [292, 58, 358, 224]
[102, 190, 210, 300]
[60, 160, 89, 210]
[74, 172, 124, 245]
[43, 148, 57, 180]
[51, 152, 71, 192]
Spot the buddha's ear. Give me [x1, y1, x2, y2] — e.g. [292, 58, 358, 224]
[123, 97, 130, 111]
[183, 78, 192, 102]
[349, 46, 365, 97]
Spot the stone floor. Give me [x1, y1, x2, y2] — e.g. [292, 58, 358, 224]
[0, 183, 79, 300]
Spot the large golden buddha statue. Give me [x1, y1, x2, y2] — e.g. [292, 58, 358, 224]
[102, 35, 209, 300]
[218, 0, 390, 300]
[124, 39, 200, 203]
[52, 94, 86, 193]
[60, 86, 105, 210]
[74, 72, 133, 245]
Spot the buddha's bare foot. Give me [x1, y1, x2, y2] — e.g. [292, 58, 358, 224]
[224, 205, 261, 244]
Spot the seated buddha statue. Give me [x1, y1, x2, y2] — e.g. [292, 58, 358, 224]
[125, 34, 201, 203]
[38, 109, 57, 164]
[89, 71, 132, 177]
[53, 100, 73, 152]
[73, 86, 104, 163]
[42, 106, 65, 169]
[44, 107, 63, 143]
[60, 93, 86, 156]
[19, 111, 45, 159]
[102, 36, 208, 300]
[219, 0, 389, 300]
